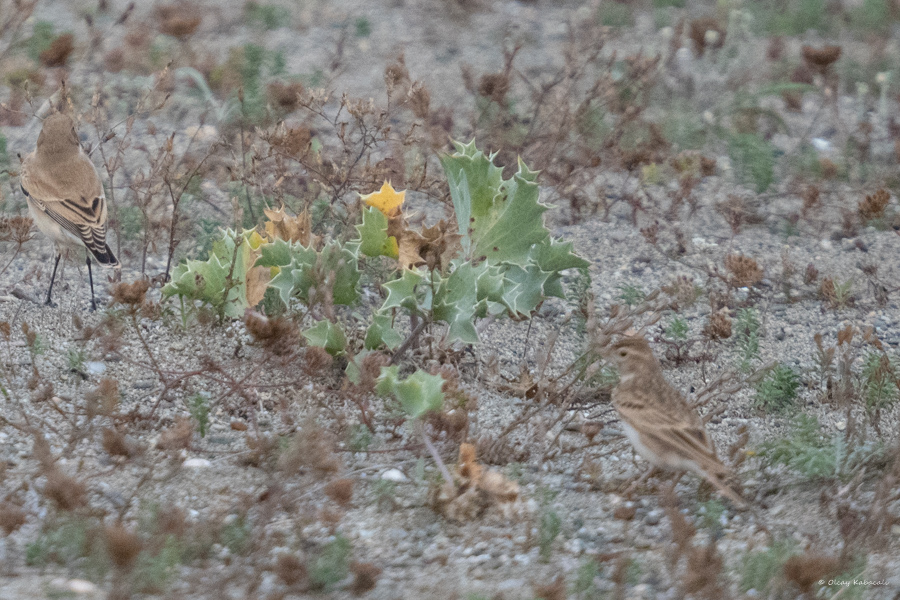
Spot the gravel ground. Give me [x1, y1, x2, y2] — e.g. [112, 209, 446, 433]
[1, 0, 900, 599]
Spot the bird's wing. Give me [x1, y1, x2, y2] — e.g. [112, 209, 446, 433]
[21, 152, 109, 255]
[615, 386, 747, 507]
[613, 387, 722, 470]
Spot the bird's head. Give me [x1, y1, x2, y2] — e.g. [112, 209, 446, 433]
[37, 113, 80, 157]
[605, 335, 657, 374]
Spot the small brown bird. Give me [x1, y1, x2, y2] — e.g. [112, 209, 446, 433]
[21, 113, 118, 310]
[607, 335, 747, 507]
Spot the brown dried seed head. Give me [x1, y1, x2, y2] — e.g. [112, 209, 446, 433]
[350, 562, 382, 595]
[858, 189, 890, 221]
[724, 254, 764, 288]
[0, 215, 34, 244]
[105, 524, 142, 570]
[803, 263, 819, 285]
[323, 478, 354, 507]
[532, 575, 566, 600]
[384, 56, 409, 90]
[110, 279, 150, 307]
[157, 416, 194, 450]
[704, 309, 732, 340]
[820, 158, 838, 179]
[478, 73, 510, 104]
[156, 5, 201, 38]
[244, 311, 300, 356]
[86, 378, 120, 417]
[267, 80, 304, 111]
[783, 553, 841, 593]
[801, 185, 820, 216]
[409, 82, 430, 119]
[0, 502, 27, 536]
[43, 470, 88, 511]
[802, 45, 841, 71]
[40, 34, 75, 67]
[102, 428, 131, 457]
[275, 552, 308, 587]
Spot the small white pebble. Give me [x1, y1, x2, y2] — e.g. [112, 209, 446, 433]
[86, 362, 106, 375]
[811, 138, 832, 152]
[68, 579, 98, 594]
[183, 458, 211, 468]
[381, 468, 408, 482]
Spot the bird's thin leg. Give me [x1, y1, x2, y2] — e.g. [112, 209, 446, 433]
[622, 466, 661, 496]
[45, 253, 61, 307]
[86, 254, 96, 312]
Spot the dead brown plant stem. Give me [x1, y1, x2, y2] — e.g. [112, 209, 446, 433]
[238, 93, 256, 223]
[391, 318, 427, 365]
[418, 421, 454, 487]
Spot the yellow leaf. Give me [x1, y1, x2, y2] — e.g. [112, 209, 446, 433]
[247, 230, 266, 250]
[360, 181, 405, 217]
[384, 236, 400, 260]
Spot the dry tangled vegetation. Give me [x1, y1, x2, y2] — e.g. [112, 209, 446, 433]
[1, 0, 900, 598]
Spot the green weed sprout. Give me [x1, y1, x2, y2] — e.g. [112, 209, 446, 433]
[754, 363, 800, 413]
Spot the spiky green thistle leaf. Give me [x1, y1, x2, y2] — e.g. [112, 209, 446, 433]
[375, 365, 445, 420]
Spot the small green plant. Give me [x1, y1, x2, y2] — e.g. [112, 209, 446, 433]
[572, 557, 602, 597]
[371, 479, 397, 510]
[26, 517, 90, 567]
[310, 534, 352, 590]
[67, 348, 87, 373]
[220, 515, 251, 555]
[697, 499, 726, 532]
[133, 536, 183, 593]
[848, 0, 891, 33]
[27, 20, 56, 60]
[245, 2, 290, 29]
[829, 278, 854, 309]
[354, 17, 371, 38]
[860, 350, 899, 412]
[348, 424, 373, 452]
[757, 414, 884, 481]
[739, 539, 797, 594]
[754, 363, 800, 413]
[597, 2, 634, 27]
[188, 395, 211, 438]
[665, 315, 689, 341]
[751, 0, 831, 35]
[616, 284, 645, 307]
[28, 333, 47, 356]
[734, 308, 760, 372]
[729, 133, 776, 193]
[535, 488, 561, 562]
[505, 462, 525, 483]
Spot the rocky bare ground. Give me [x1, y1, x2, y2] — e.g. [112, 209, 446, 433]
[1, 1, 900, 599]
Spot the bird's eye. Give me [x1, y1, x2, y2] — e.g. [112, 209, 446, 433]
[619, 350, 628, 357]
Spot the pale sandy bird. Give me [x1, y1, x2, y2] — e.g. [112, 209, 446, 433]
[607, 335, 747, 507]
[21, 113, 118, 310]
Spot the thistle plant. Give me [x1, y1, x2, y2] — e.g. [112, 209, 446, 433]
[163, 141, 589, 358]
